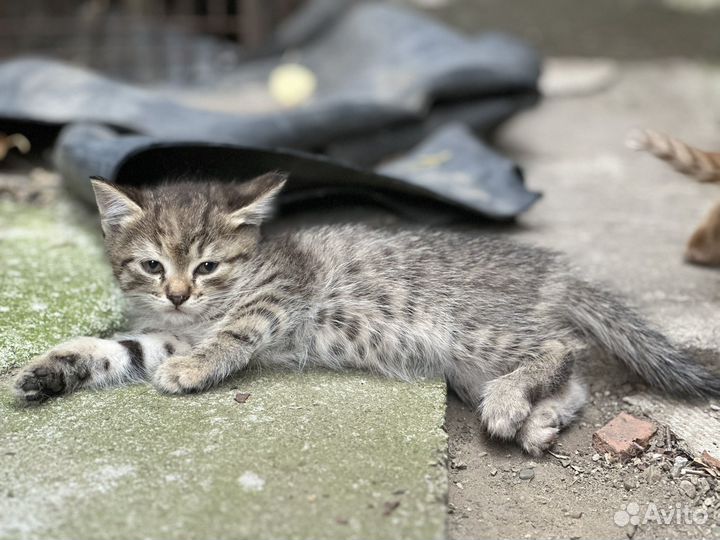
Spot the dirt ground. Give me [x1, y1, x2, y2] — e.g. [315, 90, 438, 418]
[445, 372, 720, 540]
[442, 56, 720, 537]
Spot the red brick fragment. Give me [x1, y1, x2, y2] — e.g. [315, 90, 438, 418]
[592, 412, 656, 461]
[701, 451, 720, 471]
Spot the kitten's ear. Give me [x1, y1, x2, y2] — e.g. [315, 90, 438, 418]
[228, 171, 287, 227]
[90, 176, 143, 234]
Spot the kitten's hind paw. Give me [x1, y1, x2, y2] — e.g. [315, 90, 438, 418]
[479, 379, 532, 440]
[153, 355, 215, 394]
[516, 417, 560, 456]
[14, 363, 67, 404]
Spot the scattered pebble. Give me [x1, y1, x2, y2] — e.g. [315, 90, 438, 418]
[382, 501, 400, 516]
[696, 477, 710, 495]
[623, 477, 638, 491]
[672, 456, 688, 477]
[518, 468, 535, 481]
[679, 479, 696, 499]
[643, 465, 661, 484]
[451, 459, 468, 470]
[489, 468, 498, 477]
[234, 392, 251, 404]
[566, 511, 583, 519]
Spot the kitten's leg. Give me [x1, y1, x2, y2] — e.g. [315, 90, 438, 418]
[13, 333, 189, 404]
[516, 376, 588, 455]
[153, 303, 290, 394]
[479, 339, 582, 440]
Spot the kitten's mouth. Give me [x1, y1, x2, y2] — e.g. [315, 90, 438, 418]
[165, 307, 188, 316]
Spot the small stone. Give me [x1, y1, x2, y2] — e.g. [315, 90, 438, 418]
[519, 468, 535, 481]
[455, 482, 464, 490]
[592, 413, 656, 461]
[566, 511, 583, 519]
[623, 477, 638, 491]
[382, 501, 400, 516]
[561, 459, 571, 468]
[697, 478, 710, 495]
[672, 456, 688, 477]
[489, 468, 498, 477]
[478, 452, 488, 457]
[447, 502, 457, 514]
[233, 392, 251, 404]
[679, 480, 696, 499]
[704, 497, 714, 507]
[592, 453, 601, 462]
[451, 459, 468, 470]
[643, 465, 661, 484]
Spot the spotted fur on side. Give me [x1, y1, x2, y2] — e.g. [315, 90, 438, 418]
[14, 173, 720, 454]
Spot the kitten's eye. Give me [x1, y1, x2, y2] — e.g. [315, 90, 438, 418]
[141, 260, 164, 274]
[195, 261, 219, 275]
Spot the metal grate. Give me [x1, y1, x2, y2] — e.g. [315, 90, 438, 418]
[0, 0, 304, 83]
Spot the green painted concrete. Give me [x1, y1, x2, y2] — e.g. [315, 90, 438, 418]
[1, 372, 447, 540]
[0, 200, 124, 374]
[0, 197, 448, 540]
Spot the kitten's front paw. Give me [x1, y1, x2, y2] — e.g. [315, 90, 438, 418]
[14, 363, 67, 404]
[13, 350, 88, 404]
[13, 338, 108, 404]
[153, 355, 214, 394]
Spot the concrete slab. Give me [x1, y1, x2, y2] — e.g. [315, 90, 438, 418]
[0, 198, 124, 374]
[0, 193, 448, 540]
[0, 371, 446, 540]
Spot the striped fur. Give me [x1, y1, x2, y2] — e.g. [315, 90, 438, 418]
[14, 173, 720, 455]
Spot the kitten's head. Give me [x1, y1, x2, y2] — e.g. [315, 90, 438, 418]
[90, 172, 286, 326]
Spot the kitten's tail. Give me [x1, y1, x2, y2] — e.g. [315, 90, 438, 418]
[626, 128, 720, 183]
[566, 281, 720, 397]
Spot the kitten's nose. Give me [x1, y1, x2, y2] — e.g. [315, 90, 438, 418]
[167, 293, 189, 307]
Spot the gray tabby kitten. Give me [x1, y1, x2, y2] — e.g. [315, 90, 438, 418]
[14, 173, 720, 455]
